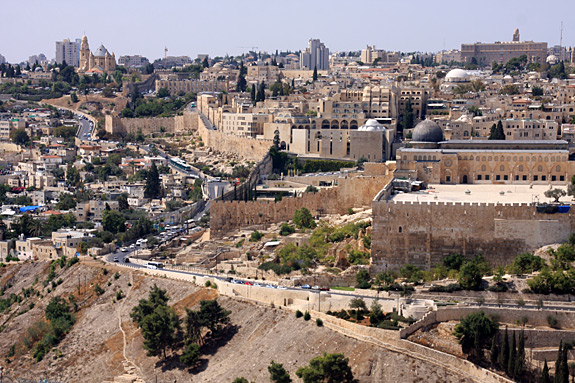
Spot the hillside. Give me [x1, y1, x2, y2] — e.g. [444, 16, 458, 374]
[0, 260, 472, 382]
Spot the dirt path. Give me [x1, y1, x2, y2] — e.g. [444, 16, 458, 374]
[117, 272, 144, 378]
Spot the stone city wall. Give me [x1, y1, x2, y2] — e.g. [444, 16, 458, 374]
[400, 306, 575, 340]
[371, 200, 575, 272]
[197, 117, 272, 162]
[210, 175, 392, 236]
[105, 111, 197, 136]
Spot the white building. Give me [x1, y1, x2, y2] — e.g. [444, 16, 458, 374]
[300, 39, 329, 70]
[55, 38, 80, 67]
[0, 53, 7, 64]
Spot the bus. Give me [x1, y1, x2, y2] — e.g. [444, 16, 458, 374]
[145, 261, 165, 270]
[169, 157, 192, 172]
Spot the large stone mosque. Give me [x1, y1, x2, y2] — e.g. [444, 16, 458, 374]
[79, 35, 116, 73]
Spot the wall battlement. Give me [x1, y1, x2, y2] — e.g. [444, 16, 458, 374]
[372, 197, 575, 271]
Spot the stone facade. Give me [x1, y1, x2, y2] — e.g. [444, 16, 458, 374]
[371, 200, 575, 271]
[210, 175, 393, 236]
[105, 112, 197, 136]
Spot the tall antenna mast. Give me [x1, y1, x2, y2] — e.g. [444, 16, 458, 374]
[560, 21, 564, 61]
[164, 46, 168, 61]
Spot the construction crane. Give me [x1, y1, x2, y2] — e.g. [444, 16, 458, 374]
[240, 46, 259, 52]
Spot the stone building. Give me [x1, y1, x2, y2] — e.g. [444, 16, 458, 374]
[396, 119, 572, 185]
[461, 29, 547, 65]
[79, 35, 116, 73]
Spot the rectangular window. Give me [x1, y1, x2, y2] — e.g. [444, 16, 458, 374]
[446, 176, 451, 182]
[477, 175, 482, 180]
[542, 176, 547, 181]
[523, 175, 527, 181]
[534, 176, 538, 181]
[496, 175, 501, 180]
[504, 175, 508, 180]
[485, 175, 490, 180]
[552, 176, 557, 181]
[560, 176, 565, 181]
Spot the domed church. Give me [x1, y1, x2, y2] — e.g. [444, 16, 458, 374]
[79, 35, 116, 74]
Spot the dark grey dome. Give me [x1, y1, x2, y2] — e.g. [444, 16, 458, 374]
[412, 119, 443, 142]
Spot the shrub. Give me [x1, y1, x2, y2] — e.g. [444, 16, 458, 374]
[303, 311, 311, 321]
[295, 310, 303, 318]
[205, 281, 211, 287]
[279, 223, 295, 236]
[93, 284, 104, 296]
[428, 283, 462, 293]
[116, 290, 124, 300]
[250, 230, 263, 242]
[547, 315, 559, 329]
[316, 318, 323, 327]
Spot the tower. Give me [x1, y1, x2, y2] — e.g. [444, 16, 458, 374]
[79, 35, 90, 71]
[513, 28, 520, 42]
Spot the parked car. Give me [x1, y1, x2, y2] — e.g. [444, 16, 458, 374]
[120, 247, 128, 252]
[301, 284, 312, 289]
[113, 256, 119, 262]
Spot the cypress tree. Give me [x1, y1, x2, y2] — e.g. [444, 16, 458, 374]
[144, 162, 161, 199]
[555, 341, 564, 383]
[251, 85, 256, 104]
[542, 360, 551, 383]
[515, 329, 525, 377]
[496, 120, 505, 140]
[312, 66, 318, 81]
[490, 333, 499, 366]
[560, 344, 569, 383]
[499, 327, 509, 371]
[508, 332, 516, 377]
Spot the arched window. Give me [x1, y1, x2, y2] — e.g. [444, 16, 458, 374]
[481, 165, 487, 171]
[556, 165, 561, 172]
[500, 165, 504, 171]
[519, 165, 524, 172]
[538, 165, 543, 172]
[321, 120, 330, 129]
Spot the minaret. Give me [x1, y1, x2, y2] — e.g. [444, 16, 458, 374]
[513, 28, 520, 42]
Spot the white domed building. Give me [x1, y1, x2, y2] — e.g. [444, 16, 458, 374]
[444, 68, 470, 83]
[441, 69, 471, 92]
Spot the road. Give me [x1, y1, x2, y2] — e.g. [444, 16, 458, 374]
[76, 118, 93, 140]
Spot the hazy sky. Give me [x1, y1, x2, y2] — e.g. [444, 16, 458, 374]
[2, 0, 574, 63]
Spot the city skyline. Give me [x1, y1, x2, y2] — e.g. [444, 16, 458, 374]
[2, 0, 575, 63]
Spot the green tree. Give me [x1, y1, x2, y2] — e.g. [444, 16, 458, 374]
[458, 261, 483, 290]
[102, 209, 125, 234]
[293, 208, 316, 229]
[144, 162, 162, 199]
[56, 193, 77, 210]
[140, 305, 179, 358]
[180, 343, 201, 367]
[183, 308, 204, 346]
[488, 120, 505, 140]
[542, 359, 551, 383]
[232, 378, 250, 383]
[156, 87, 170, 98]
[453, 311, 497, 358]
[312, 66, 318, 81]
[296, 353, 356, 383]
[198, 299, 231, 336]
[508, 331, 516, 377]
[10, 128, 30, 146]
[70, 92, 79, 103]
[515, 329, 525, 377]
[250, 230, 263, 242]
[401, 99, 414, 134]
[117, 192, 130, 211]
[545, 188, 566, 203]
[269, 360, 292, 383]
[355, 270, 371, 289]
[131, 284, 170, 326]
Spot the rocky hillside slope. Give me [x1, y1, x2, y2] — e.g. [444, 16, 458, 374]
[0, 260, 472, 383]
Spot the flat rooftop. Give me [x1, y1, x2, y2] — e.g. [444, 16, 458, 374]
[390, 184, 571, 204]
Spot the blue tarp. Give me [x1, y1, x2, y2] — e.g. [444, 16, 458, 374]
[558, 205, 571, 213]
[19, 206, 41, 213]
